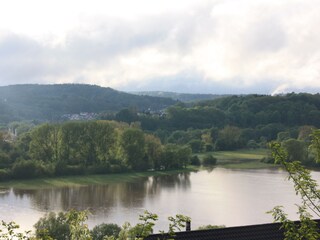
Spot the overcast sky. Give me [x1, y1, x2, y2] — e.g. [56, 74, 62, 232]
[0, 0, 319, 94]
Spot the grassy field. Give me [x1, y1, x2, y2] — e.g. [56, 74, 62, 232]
[0, 167, 198, 190]
[197, 148, 276, 169]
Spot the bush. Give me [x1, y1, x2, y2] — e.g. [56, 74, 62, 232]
[110, 164, 123, 173]
[34, 212, 70, 240]
[260, 156, 274, 164]
[11, 160, 52, 179]
[198, 224, 225, 230]
[0, 169, 11, 181]
[188, 140, 204, 153]
[88, 163, 111, 175]
[91, 223, 121, 240]
[247, 140, 259, 149]
[55, 162, 85, 176]
[0, 152, 11, 168]
[204, 144, 214, 152]
[202, 155, 217, 166]
[190, 156, 201, 166]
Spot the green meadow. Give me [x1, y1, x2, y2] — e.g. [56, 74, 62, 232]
[198, 148, 276, 169]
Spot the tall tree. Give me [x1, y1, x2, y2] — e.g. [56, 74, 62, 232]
[120, 128, 146, 170]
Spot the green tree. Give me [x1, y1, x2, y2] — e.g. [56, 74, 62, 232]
[29, 124, 61, 163]
[120, 128, 146, 170]
[176, 145, 192, 168]
[66, 210, 92, 240]
[34, 212, 70, 240]
[215, 126, 242, 150]
[268, 131, 320, 239]
[91, 223, 121, 240]
[202, 154, 217, 166]
[188, 139, 204, 153]
[34, 210, 91, 240]
[190, 155, 201, 166]
[144, 134, 163, 170]
[282, 138, 308, 163]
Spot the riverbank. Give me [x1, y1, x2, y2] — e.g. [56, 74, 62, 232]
[0, 166, 199, 189]
[0, 149, 274, 189]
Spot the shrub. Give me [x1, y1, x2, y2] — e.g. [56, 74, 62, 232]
[198, 224, 225, 230]
[188, 140, 204, 153]
[260, 156, 274, 164]
[247, 140, 259, 149]
[91, 223, 121, 240]
[0, 169, 11, 181]
[55, 162, 85, 176]
[202, 155, 217, 166]
[88, 163, 110, 175]
[204, 144, 214, 152]
[190, 156, 201, 166]
[110, 164, 122, 173]
[34, 212, 70, 240]
[0, 152, 11, 168]
[11, 160, 51, 179]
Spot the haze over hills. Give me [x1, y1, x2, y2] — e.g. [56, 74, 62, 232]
[0, 84, 177, 124]
[131, 91, 229, 102]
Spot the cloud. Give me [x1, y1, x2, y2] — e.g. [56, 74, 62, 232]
[0, 0, 319, 94]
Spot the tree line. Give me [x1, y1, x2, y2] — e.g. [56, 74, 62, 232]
[103, 93, 320, 152]
[108, 93, 320, 131]
[0, 121, 192, 180]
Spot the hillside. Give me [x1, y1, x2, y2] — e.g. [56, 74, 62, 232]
[0, 84, 177, 124]
[132, 91, 228, 102]
[164, 93, 320, 130]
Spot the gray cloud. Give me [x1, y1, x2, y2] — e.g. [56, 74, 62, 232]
[0, 0, 320, 94]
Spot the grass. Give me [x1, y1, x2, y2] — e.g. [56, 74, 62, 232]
[197, 148, 276, 169]
[0, 167, 199, 190]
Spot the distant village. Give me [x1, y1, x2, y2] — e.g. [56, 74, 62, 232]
[61, 112, 98, 121]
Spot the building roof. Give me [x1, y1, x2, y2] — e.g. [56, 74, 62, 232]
[145, 220, 320, 240]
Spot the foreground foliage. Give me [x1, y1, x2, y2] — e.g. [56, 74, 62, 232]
[0, 210, 191, 240]
[268, 130, 320, 239]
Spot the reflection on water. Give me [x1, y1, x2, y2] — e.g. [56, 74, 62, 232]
[0, 169, 319, 232]
[7, 172, 191, 213]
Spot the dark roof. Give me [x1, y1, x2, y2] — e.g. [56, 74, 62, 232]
[145, 220, 320, 240]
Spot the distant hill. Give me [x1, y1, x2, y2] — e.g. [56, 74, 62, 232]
[0, 84, 177, 124]
[131, 91, 228, 102]
[165, 93, 320, 130]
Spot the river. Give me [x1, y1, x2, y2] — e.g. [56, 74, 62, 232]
[0, 167, 319, 232]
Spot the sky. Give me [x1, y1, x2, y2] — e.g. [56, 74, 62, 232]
[0, 0, 319, 94]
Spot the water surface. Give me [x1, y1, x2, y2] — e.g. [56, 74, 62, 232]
[1, 168, 318, 232]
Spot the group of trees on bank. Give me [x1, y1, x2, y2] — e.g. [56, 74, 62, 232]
[0, 121, 193, 180]
[259, 125, 320, 167]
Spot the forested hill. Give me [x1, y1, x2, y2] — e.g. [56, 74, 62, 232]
[0, 84, 176, 123]
[132, 91, 228, 102]
[164, 93, 320, 130]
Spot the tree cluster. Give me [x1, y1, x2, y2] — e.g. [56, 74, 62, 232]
[0, 121, 192, 180]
